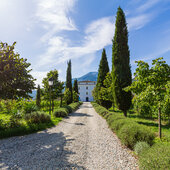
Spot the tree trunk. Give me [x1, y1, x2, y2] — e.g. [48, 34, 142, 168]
[123, 110, 127, 117]
[158, 106, 162, 138]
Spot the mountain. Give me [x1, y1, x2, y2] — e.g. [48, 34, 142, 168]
[73, 72, 98, 82]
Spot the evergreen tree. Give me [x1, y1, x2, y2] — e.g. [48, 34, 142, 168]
[66, 60, 73, 104]
[95, 48, 111, 108]
[36, 85, 41, 108]
[112, 7, 132, 117]
[73, 79, 79, 94]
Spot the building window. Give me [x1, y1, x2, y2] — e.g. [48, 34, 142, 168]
[86, 92, 88, 95]
[86, 86, 88, 89]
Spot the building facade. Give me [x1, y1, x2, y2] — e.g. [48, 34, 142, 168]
[78, 81, 96, 102]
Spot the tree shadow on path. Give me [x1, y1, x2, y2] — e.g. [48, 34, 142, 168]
[0, 130, 85, 169]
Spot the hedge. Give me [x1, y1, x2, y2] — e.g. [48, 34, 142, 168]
[91, 102, 155, 149]
[53, 102, 82, 117]
[139, 142, 170, 170]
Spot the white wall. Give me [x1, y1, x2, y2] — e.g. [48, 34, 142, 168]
[78, 82, 96, 102]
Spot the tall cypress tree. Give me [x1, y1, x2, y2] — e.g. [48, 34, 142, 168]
[36, 85, 41, 108]
[66, 60, 73, 104]
[73, 79, 78, 94]
[96, 48, 112, 109]
[112, 7, 132, 117]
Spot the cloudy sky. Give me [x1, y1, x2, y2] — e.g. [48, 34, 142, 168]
[0, 0, 170, 86]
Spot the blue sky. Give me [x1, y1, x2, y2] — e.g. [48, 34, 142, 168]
[0, 0, 170, 86]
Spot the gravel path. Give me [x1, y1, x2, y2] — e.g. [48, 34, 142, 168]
[0, 102, 138, 170]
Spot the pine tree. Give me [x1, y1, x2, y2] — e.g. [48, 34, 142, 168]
[73, 79, 79, 94]
[36, 85, 41, 108]
[112, 7, 132, 117]
[66, 60, 73, 104]
[95, 48, 111, 108]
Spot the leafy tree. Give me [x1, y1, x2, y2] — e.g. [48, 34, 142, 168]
[125, 57, 170, 138]
[100, 72, 114, 109]
[73, 91, 79, 102]
[64, 88, 71, 105]
[66, 60, 73, 104]
[42, 70, 63, 112]
[36, 85, 41, 108]
[73, 79, 79, 102]
[94, 48, 110, 108]
[0, 42, 35, 99]
[112, 7, 132, 117]
[73, 79, 79, 94]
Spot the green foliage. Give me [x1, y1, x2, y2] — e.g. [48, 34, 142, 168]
[73, 79, 79, 94]
[64, 88, 72, 105]
[73, 90, 79, 102]
[42, 69, 64, 111]
[125, 57, 170, 137]
[112, 7, 132, 116]
[118, 123, 155, 149]
[66, 60, 73, 104]
[139, 142, 170, 170]
[24, 111, 51, 124]
[0, 42, 36, 99]
[134, 141, 150, 155]
[53, 102, 82, 117]
[22, 101, 38, 114]
[93, 48, 111, 109]
[36, 85, 41, 108]
[53, 108, 68, 117]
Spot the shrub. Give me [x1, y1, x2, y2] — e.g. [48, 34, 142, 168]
[24, 111, 51, 124]
[134, 141, 150, 155]
[106, 114, 125, 126]
[118, 123, 155, 149]
[110, 118, 133, 133]
[54, 102, 82, 117]
[53, 108, 68, 117]
[22, 101, 38, 114]
[139, 142, 170, 170]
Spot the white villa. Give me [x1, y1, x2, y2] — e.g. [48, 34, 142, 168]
[78, 81, 96, 102]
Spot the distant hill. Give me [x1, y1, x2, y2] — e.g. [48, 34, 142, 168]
[73, 72, 98, 82]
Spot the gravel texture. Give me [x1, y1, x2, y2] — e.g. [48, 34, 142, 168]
[0, 102, 138, 170]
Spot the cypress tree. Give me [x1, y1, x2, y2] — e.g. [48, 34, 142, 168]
[96, 48, 112, 109]
[36, 85, 41, 108]
[112, 7, 132, 117]
[73, 79, 79, 94]
[66, 60, 73, 104]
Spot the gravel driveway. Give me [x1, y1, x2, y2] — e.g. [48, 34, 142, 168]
[0, 102, 138, 170]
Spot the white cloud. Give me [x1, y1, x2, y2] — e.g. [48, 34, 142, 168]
[137, 0, 161, 13]
[127, 13, 153, 30]
[37, 16, 115, 68]
[36, 0, 77, 42]
[31, 71, 48, 87]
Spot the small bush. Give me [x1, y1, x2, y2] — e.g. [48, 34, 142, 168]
[134, 141, 150, 155]
[118, 123, 155, 149]
[54, 102, 82, 117]
[53, 108, 68, 117]
[106, 114, 125, 126]
[24, 111, 51, 124]
[139, 142, 170, 170]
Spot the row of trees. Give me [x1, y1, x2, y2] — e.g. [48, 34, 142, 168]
[64, 60, 79, 105]
[93, 7, 132, 117]
[93, 7, 170, 138]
